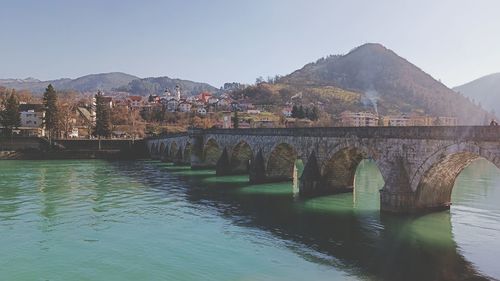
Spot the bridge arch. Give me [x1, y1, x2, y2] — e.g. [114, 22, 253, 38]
[159, 143, 166, 155]
[183, 143, 192, 163]
[413, 143, 500, 210]
[160, 143, 170, 161]
[150, 142, 158, 155]
[320, 144, 384, 193]
[203, 138, 222, 167]
[266, 142, 299, 181]
[230, 140, 253, 174]
[169, 141, 178, 160]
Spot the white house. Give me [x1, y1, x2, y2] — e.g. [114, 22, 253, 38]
[167, 99, 179, 112]
[282, 106, 293, 117]
[186, 96, 197, 102]
[194, 100, 205, 107]
[196, 107, 207, 116]
[178, 101, 192, 113]
[246, 109, 261, 114]
[19, 104, 45, 137]
[69, 128, 79, 138]
[208, 97, 219, 105]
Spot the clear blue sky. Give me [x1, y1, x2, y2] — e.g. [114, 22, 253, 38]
[1, 0, 499, 87]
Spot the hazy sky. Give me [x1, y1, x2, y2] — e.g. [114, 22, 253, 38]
[1, 0, 499, 87]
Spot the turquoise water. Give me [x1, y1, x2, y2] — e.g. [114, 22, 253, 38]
[0, 159, 499, 280]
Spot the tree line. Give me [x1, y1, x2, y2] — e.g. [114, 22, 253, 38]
[0, 84, 113, 139]
[0, 90, 21, 136]
[291, 105, 319, 121]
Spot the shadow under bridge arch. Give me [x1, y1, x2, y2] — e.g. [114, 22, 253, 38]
[203, 138, 222, 169]
[247, 143, 302, 184]
[299, 146, 384, 198]
[216, 140, 253, 176]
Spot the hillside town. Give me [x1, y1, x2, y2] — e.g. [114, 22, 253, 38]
[0, 83, 461, 139]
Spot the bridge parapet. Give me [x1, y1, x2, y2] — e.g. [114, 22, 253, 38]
[200, 126, 500, 141]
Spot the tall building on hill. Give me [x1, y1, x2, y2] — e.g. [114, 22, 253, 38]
[436, 116, 458, 126]
[341, 111, 379, 127]
[383, 115, 411, 126]
[175, 85, 181, 101]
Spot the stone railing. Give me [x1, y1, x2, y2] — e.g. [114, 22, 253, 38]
[197, 126, 500, 141]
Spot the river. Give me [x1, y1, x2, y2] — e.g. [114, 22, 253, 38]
[0, 159, 499, 281]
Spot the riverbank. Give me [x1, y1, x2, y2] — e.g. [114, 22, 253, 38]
[0, 149, 146, 160]
[0, 137, 149, 160]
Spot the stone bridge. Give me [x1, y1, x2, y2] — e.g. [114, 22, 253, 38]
[146, 126, 500, 213]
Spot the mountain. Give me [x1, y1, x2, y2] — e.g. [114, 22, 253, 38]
[0, 77, 41, 84]
[453, 73, 500, 115]
[0, 72, 139, 94]
[273, 43, 492, 124]
[0, 72, 218, 96]
[116, 76, 218, 96]
[64, 72, 140, 92]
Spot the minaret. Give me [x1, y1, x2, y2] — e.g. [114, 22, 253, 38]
[175, 85, 181, 101]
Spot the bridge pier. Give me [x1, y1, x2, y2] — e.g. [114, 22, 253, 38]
[249, 150, 268, 184]
[380, 190, 417, 213]
[173, 147, 190, 166]
[216, 148, 232, 175]
[151, 149, 161, 160]
[160, 149, 171, 162]
[300, 180, 354, 197]
[299, 151, 324, 196]
[379, 189, 451, 213]
[378, 158, 452, 214]
[189, 128, 208, 169]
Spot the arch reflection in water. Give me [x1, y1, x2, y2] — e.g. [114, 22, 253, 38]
[451, 159, 500, 279]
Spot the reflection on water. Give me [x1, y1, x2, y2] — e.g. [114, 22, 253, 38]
[452, 160, 500, 279]
[0, 159, 499, 280]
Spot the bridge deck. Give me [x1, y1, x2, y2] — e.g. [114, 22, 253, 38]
[149, 126, 500, 141]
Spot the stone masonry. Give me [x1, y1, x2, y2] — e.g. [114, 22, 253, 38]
[146, 126, 500, 214]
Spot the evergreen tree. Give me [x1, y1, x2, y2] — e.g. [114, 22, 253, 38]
[304, 107, 310, 119]
[291, 105, 299, 118]
[297, 105, 305, 119]
[43, 84, 59, 140]
[94, 91, 112, 138]
[232, 110, 239, 129]
[0, 92, 21, 136]
[309, 106, 319, 121]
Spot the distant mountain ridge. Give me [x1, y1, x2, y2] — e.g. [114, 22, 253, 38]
[277, 43, 491, 124]
[0, 72, 218, 96]
[0, 72, 139, 94]
[0, 77, 41, 84]
[453, 73, 500, 115]
[115, 76, 218, 96]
